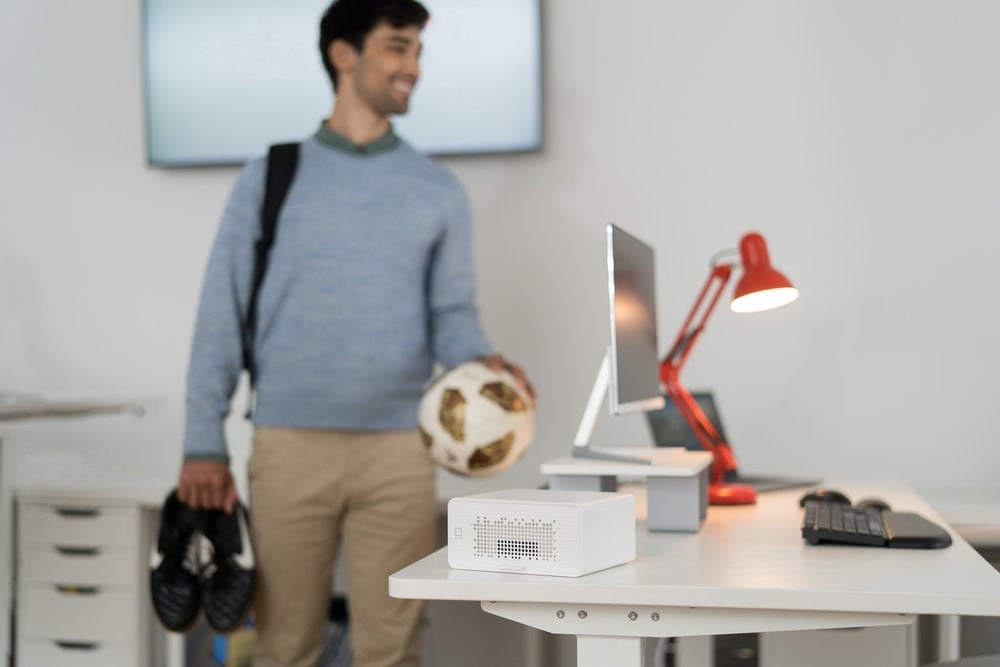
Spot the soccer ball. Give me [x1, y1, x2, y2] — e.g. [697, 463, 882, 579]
[418, 361, 534, 477]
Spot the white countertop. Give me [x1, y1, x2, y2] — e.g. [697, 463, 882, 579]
[392, 481, 1000, 618]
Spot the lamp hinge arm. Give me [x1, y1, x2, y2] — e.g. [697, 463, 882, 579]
[661, 263, 733, 376]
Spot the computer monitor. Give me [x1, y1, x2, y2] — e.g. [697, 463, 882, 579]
[606, 225, 665, 415]
[573, 224, 665, 462]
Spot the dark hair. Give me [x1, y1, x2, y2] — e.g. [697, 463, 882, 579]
[319, 0, 430, 90]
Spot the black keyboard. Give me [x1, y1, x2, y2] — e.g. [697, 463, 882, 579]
[801, 500, 953, 549]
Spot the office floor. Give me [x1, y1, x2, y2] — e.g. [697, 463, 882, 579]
[184, 615, 350, 667]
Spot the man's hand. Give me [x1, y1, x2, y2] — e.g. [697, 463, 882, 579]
[177, 460, 237, 513]
[477, 354, 537, 406]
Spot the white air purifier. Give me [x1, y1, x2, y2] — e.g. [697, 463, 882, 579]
[447, 488, 636, 577]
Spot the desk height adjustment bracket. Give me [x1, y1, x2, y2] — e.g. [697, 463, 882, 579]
[481, 601, 918, 640]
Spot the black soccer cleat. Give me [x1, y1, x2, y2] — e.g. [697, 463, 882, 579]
[200, 502, 256, 633]
[150, 489, 205, 632]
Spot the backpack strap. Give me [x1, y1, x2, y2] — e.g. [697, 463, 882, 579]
[242, 142, 299, 387]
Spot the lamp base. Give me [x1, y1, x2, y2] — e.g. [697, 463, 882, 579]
[709, 483, 757, 505]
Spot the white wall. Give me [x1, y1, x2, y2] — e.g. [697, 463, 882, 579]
[2, 0, 999, 502]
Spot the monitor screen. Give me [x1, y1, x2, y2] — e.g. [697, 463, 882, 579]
[606, 224, 665, 415]
[142, 0, 543, 166]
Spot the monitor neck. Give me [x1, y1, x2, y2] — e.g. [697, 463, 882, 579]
[572, 349, 652, 465]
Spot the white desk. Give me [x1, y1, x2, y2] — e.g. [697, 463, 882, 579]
[0, 398, 143, 667]
[390, 483, 1000, 667]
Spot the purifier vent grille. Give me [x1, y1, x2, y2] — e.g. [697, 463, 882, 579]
[472, 516, 556, 561]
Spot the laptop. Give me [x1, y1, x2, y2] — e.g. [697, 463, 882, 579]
[645, 391, 818, 493]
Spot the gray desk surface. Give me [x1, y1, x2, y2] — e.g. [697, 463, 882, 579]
[0, 398, 143, 422]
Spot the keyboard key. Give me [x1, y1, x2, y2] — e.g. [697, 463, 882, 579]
[867, 513, 885, 538]
[805, 503, 817, 528]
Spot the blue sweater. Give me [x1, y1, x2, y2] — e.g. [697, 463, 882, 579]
[183, 127, 492, 460]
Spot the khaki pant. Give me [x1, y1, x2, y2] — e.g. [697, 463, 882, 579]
[248, 427, 436, 667]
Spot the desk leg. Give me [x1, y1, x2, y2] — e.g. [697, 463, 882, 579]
[523, 626, 546, 667]
[676, 636, 713, 667]
[166, 632, 184, 667]
[937, 614, 961, 662]
[577, 636, 644, 667]
[0, 438, 10, 667]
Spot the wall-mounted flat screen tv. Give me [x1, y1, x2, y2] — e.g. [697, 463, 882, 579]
[142, 0, 542, 166]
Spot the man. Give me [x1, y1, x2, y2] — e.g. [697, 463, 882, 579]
[178, 0, 534, 665]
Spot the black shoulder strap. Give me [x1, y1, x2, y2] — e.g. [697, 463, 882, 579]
[242, 142, 299, 385]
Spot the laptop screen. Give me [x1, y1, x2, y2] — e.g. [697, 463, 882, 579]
[647, 392, 821, 491]
[645, 391, 727, 450]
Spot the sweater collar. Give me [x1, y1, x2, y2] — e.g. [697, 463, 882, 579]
[314, 122, 400, 155]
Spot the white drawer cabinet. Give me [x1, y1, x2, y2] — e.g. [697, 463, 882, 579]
[18, 639, 137, 667]
[16, 492, 158, 667]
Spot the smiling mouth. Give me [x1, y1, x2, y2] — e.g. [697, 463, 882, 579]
[392, 79, 415, 96]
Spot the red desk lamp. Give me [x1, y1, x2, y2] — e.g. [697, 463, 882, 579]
[659, 232, 799, 505]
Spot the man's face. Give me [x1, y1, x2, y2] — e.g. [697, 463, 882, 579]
[351, 22, 422, 117]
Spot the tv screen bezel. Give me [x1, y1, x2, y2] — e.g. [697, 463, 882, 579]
[140, 0, 544, 167]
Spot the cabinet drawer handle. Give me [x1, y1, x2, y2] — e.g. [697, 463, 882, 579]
[55, 546, 100, 557]
[54, 641, 100, 651]
[55, 507, 100, 518]
[54, 584, 100, 595]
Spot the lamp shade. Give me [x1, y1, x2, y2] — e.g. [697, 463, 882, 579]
[730, 232, 799, 313]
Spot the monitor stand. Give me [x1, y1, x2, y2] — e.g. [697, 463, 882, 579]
[550, 351, 712, 530]
[572, 351, 653, 465]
